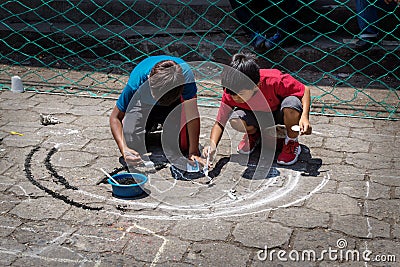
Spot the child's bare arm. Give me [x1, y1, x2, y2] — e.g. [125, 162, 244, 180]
[299, 86, 312, 135]
[109, 105, 142, 165]
[202, 121, 224, 158]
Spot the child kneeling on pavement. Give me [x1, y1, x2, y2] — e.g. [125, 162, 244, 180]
[204, 53, 312, 165]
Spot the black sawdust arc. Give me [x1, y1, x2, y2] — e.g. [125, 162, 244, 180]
[24, 146, 102, 211]
[45, 147, 78, 190]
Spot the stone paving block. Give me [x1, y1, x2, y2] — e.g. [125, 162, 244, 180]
[271, 207, 330, 228]
[2, 121, 40, 136]
[370, 141, 400, 158]
[9, 181, 49, 198]
[345, 152, 393, 170]
[0, 181, 13, 192]
[325, 136, 370, 153]
[368, 173, 400, 187]
[66, 225, 129, 253]
[365, 199, 400, 221]
[65, 97, 107, 107]
[185, 242, 250, 266]
[9, 197, 71, 220]
[11, 247, 100, 266]
[350, 127, 395, 142]
[44, 134, 91, 150]
[292, 229, 357, 254]
[123, 232, 165, 262]
[222, 212, 270, 224]
[337, 181, 390, 200]
[2, 132, 44, 148]
[0, 194, 21, 214]
[81, 126, 112, 140]
[331, 214, 391, 238]
[116, 218, 175, 236]
[169, 218, 232, 241]
[301, 135, 324, 148]
[395, 187, 400, 198]
[233, 221, 293, 249]
[0, 98, 39, 111]
[311, 124, 350, 137]
[68, 105, 106, 116]
[332, 117, 374, 128]
[96, 253, 144, 266]
[11, 220, 75, 249]
[154, 237, 190, 264]
[50, 150, 97, 168]
[0, 215, 22, 237]
[309, 115, 331, 124]
[35, 125, 81, 138]
[326, 165, 366, 181]
[306, 148, 344, 165]
[72, 115, 109, 127]
[0, 91, 35, 100]
[61, 207, 118, 226]
[373, 120, 400, 136]
[0, 236, 28, 266]
[54, 167, 106, 186]
[29, 93, 71, 104]
[34, 101, 73, 114]
[91, 157, 122, 175]
[83, 139, 120, 157]
[306, 193, 360, 215]
[60, 186, 106, 204]
[393, 223, 400, 239]
[0, 159, 13, 174]
[366, 240, 399, 266]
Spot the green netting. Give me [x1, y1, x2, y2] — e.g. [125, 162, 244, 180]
[0, 0, 399, 119]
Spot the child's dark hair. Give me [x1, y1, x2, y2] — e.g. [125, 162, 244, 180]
[221, 53, 260, 95]
[149, 60, 184, 105]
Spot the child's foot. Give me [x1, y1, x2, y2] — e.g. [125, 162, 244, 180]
[277, 139, 301, 165]
[237, 131, 261, 155]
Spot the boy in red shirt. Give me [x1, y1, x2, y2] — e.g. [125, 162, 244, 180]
[204, 53, 312, 165]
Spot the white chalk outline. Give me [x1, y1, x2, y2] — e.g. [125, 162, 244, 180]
[0, 222, 168, 266]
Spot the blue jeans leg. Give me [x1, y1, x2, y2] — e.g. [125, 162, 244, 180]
[356, 0, 379, 35]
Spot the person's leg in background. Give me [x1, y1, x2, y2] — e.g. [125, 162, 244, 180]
[355, 0, 379, 47]
[265, 0, 299, 49]
[228, 0, 269, 49]
[354, 0, 398, 48]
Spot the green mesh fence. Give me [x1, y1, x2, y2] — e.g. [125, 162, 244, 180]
[0, 0, 399, 119]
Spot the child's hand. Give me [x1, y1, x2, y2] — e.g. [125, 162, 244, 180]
[189, 154, 206, 168]
[123, 149, 142, 166]
[202, 145, 217, 167]
[299, 118, 312, 135]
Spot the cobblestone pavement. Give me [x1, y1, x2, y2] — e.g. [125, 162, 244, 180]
[0, 90, 399, 266]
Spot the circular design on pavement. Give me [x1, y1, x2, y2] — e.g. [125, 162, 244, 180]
[25, 143, 329, 220]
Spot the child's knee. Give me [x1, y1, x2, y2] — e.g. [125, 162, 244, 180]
[229, 118, 246, 131]
[282, 107, 301, 117]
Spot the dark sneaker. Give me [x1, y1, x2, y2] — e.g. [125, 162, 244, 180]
[265, 32, 283, 49]
[237, 131, 261, 155]
[350, 34, 379, 50]
[251, 32, 267, 49]
[277, 140, 301, 165]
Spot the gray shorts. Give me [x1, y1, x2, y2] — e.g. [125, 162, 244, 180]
[229, 96, 303, 128]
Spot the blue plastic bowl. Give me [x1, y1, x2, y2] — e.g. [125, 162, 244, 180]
[108, 173, 148, 198]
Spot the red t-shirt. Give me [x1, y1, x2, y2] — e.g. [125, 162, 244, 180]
[216, 69, 305, 125]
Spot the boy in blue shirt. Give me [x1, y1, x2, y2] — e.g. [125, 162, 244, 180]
[109, 56, 202, 167]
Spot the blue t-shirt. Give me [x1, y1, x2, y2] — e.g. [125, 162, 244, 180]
[116, 55, 197, 112]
